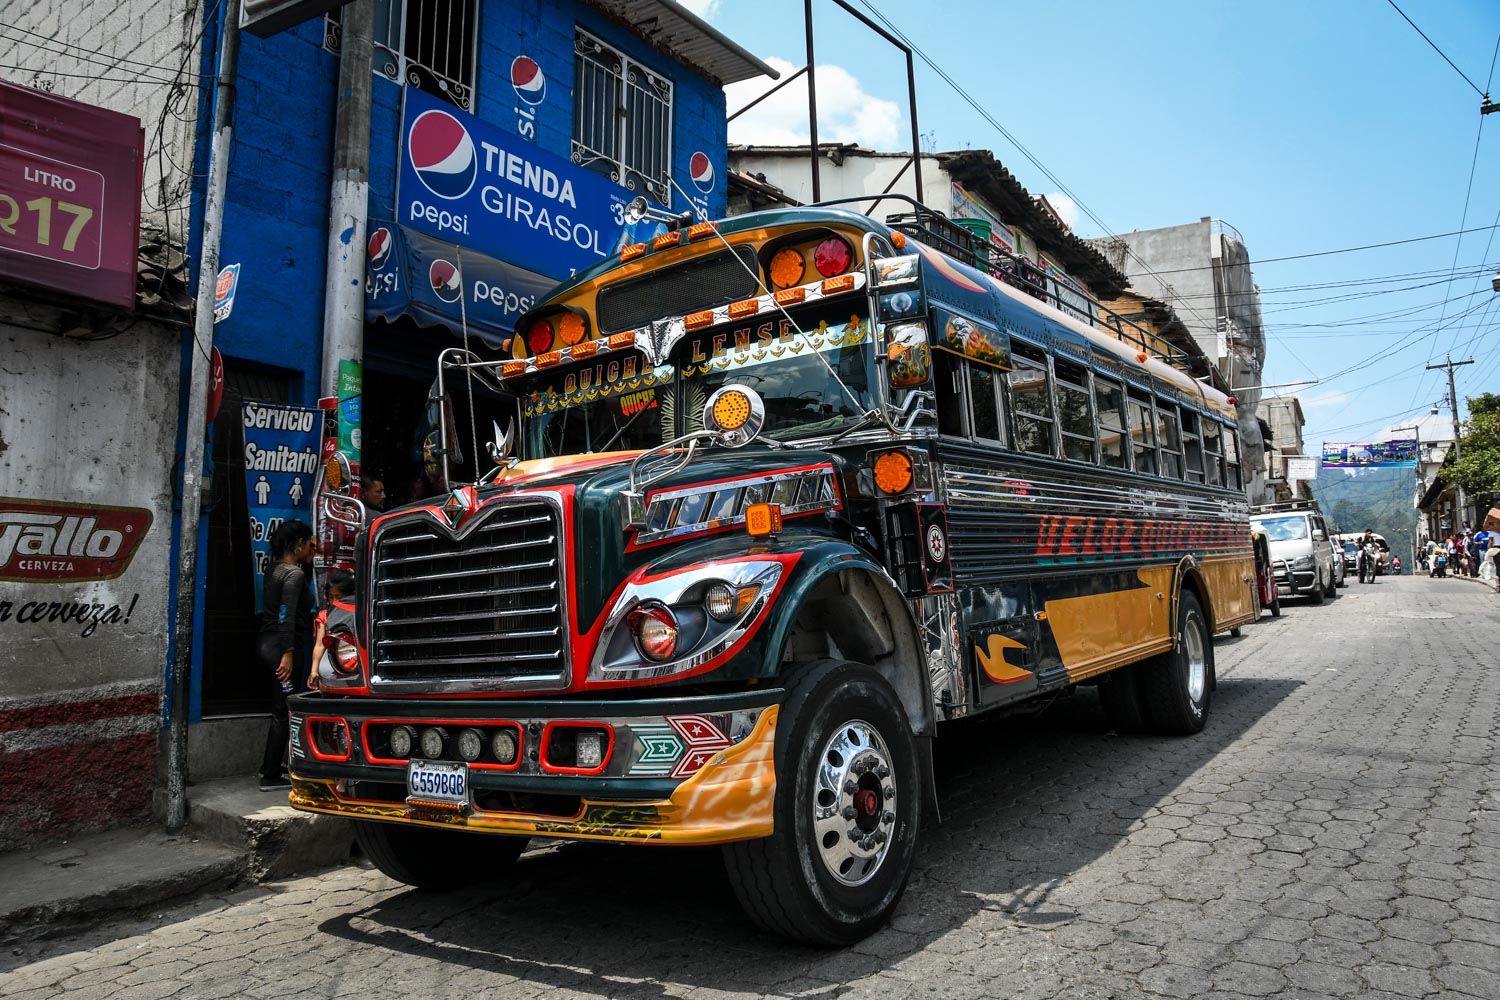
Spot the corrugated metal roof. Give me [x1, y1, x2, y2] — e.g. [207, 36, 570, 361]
[588, 0, 778, 84]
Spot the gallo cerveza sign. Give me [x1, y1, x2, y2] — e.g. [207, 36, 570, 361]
[0, 497, 152, 583]
[398, 87, 644, 282]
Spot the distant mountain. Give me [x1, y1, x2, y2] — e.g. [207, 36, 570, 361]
[1306, 465, 1421, 559]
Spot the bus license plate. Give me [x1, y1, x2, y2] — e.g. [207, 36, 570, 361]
[407, 760, 469, 805]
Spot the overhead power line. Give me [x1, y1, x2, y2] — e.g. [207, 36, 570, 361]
[1133, 223, 1500, 276]
[1385, 0, 1488, 98]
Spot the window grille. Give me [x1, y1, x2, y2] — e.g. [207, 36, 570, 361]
[325, 0, 478, 111]
[573, 29, 673, 204]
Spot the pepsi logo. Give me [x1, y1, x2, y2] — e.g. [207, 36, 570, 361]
[689, 151, 715, 194]
[368, 227, 392, 270]
[429, 259, 462, 303]
[408, 109, 477, 200]
[511, 55, 547, 106]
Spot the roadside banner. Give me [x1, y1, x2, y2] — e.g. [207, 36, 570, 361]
[1321, 439, 1418, 468]
[242, 402, 321, 612]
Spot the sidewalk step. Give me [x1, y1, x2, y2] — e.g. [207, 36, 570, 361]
[0, 828, 244, 945]
[187, 776, 356, 881]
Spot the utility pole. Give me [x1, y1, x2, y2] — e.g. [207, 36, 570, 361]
[320, 0, 375, 460]
[167, 0, 241, 834]
[1425, 354, 1474, 527]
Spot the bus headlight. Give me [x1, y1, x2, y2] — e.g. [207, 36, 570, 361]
[591, 559, 787, 681]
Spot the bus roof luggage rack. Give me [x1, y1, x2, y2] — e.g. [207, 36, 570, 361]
[1250, 499, 1323, 515]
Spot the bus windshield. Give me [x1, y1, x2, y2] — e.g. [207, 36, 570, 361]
[519, 312, 876, 459]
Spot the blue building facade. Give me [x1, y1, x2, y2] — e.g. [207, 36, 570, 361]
[184, 1, 770, 730]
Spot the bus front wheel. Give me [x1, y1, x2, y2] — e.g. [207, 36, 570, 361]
[1142, 591, 1213, 735]
[723, 660, 920, 946]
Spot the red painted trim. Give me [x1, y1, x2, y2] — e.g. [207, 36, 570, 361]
[538, 720, 615, 775]
[305, 716, 353, 762]
[0, 693, 158, 732]
[360, 718, 524, 771]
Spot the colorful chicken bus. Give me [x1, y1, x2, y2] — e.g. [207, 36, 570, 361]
[289, 198, 1256, 945]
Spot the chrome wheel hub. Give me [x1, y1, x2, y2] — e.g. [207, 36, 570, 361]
[811, 720, 897, 887]
[1185, 614, 1207, 703]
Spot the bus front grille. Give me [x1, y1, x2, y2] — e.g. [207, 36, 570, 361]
[369, 500, 569, 692]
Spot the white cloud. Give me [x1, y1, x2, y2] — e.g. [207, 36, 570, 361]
[1303, 390, 1348, 408]
[678, 0, 721, 21]
[1042, 192, 1080, 230]
[725, 56, 901, 148]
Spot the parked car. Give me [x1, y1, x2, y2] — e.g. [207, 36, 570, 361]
[1328, 536, 1346, 588]
[1250, 508, 1337, 604]
[1341, 540, 1360, 575]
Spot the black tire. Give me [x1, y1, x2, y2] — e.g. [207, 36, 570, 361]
[1141, 591, 1213, 735]
[1230, 626, 1243, 638]
[1306, 575, 1324, 605]
[1269, 595, 1281, 618]
[723, 660, 920, 946]
[352, 820, 528, 890]
[1098, 662, 1150, 734]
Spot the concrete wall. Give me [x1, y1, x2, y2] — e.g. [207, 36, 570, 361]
[0, 0, 205, 241]
[728, 150, 952, 216]
[0, 317, 182, 849]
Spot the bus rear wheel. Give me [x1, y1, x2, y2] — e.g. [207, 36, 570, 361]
[723, 660, 920, 946]
[352, 820, 528, 890]
[1142, 591, 1213, 735]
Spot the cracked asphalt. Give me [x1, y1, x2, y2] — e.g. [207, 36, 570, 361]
[3, 574, 1498, 999]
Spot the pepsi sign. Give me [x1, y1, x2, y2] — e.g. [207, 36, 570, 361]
[399, 87, 644, 283]
[364, 218, 554, 351]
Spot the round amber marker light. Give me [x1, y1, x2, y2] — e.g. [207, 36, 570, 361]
[558, 312, 586, 345]
[873, 450, 914, 494]
[769, 248, 804, 289]
[712, 390, 753, 431]
[325, 458, 343, 490]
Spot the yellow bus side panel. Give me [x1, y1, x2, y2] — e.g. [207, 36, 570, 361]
[1044, 566, 1175, 683]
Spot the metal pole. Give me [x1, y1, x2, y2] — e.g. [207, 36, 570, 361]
[1426, 354, 1474, 525]
[904, 51, 923, 200]
[166, 0, 241, 835]
[804, 0, 819, 202]
[320, 0, 374, 404]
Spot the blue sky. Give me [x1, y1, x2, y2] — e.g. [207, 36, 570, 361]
[690, 0, 1500, 455]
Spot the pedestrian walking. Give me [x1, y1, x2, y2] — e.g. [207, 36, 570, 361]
[257, 519, 315, 791]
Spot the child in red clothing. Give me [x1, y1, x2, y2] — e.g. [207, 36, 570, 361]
[308, 569, 356, 690]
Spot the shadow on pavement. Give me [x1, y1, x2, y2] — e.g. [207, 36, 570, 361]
[317, 674, 1304, 992]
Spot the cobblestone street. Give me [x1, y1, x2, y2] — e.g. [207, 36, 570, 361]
[3, 575, 1498, 1000]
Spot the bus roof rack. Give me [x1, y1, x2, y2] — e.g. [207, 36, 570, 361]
[1249, 499, 1323, 515]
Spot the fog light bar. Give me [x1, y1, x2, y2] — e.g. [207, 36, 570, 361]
[456, 728, 483, 762]
[419, 727, 444, 760]
[491, 729, 519, 765]
[389, 725, 413, 759]
[576, 732, 605, 769]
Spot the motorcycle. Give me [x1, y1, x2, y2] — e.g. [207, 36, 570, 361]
[1358, 543, 1381, 583]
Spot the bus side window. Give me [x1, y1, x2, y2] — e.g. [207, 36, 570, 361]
[1202, 420, 1224, 486]
[1225, 427, 1242, 490]
[968, 363, 1003, 443]
[1054, 359, 1095, 463]
[1128, 391, 1158, 475]
[1007, 341, 1055, 457]
[933, 348, 967, 437]
[1181, 410, 1205, 483]
[1095, 376, 1129, 470]
[1156, 400, 1183, 479]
